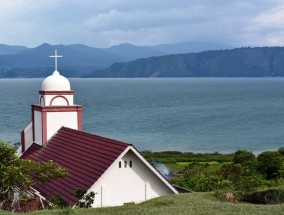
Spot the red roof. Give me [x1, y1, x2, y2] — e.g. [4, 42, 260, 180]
[21, 127, 130, 204]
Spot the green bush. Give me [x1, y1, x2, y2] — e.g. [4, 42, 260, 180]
[235, 174, 264, 192]
[233, 150, 257, 173]
[48, 194, 69, 208]
[278, 147, 284, 156]
[184, 173, 232, 192]
[241, 188, 284, 204]
[257, 151, 283, 179]
[219, 163, 243, 184]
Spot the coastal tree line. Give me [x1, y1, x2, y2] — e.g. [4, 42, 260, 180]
[144, 148, 284, 203]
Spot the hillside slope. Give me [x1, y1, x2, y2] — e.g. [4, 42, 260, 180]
[1, 192, 284, 215]
[148, 41, 233, 54]
[0, 43, 124, 77]
[90, 47, 284, 77]
[0, 44, 28, 55]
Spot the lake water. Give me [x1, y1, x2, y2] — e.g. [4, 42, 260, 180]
[0, 78, 284, 153]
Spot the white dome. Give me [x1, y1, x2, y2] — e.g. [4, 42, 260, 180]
[41, 71, 71, 91]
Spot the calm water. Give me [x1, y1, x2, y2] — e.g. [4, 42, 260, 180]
[1, 78, 284, 153]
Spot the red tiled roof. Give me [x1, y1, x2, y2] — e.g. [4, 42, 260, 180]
[21, 127, 130, 204]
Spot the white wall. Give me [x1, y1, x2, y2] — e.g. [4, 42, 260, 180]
[24, 122, 33, 150]
[34, 111, 42, 145]
[46, 112, 78, 141]
[88, 148, 175, 207]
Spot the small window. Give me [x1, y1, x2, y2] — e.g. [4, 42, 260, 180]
[119, 161, 121, 168]
[129, 161, 132, 168]
[124, 161, 127, 168]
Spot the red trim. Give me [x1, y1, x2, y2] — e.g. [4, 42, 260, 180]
[32, 107, 35, 141]
[31, 105, 83, 145]
[39, 91, 74, 95]
[32, 105, 82, 112]
[78, 108, 83, 131]
[21, 130, 25, 153]
[49, 95, 69, 106]
[42, 112, 47, 145]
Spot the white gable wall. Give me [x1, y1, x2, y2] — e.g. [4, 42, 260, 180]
[88, 147, 176, 207]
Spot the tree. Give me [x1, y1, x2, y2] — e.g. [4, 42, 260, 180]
[0, 141, 67, 211]
[257, 151, 283, 179]
[233, 150, 257, 173]
[219, 163, 243, 184]
[278, 147, 284, 156]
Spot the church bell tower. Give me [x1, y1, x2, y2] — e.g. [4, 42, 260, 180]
[21, 50, 82, 153]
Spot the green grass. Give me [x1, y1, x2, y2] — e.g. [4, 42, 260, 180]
[1, 192, 284, 215]
[165, 162, 188, 171]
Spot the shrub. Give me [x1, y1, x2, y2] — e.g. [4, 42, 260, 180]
[241, 188, 284, 204]
[233, 150, 257, 173]
[186, 173, 232, 192]
[219, 163, 243, 184]
[74, 188, 96, 208]
[235, 174, 264, 192]
[257, 151, 283, 179]
[48, 194, 69, 208]
[278, 147, 284, 156]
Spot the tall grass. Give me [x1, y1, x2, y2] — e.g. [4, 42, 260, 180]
[1, 192, 284, 215]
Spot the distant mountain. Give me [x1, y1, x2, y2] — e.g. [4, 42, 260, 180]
[0, 41, 236, 78]
[0, 44, 28, 55]
[103, 41, 233, 61]
[104, 43, 166, 61]
[148, 41, 234, 54]
[88, 47, 284, 77]
[0, 43, 124, 77]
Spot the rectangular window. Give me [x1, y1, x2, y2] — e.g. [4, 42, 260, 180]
[119, 161, 121, 168]
[124, 161, 127, 168]
[129, 161, 132, 168]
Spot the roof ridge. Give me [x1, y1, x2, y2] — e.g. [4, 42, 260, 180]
[60, 126, 131, 146]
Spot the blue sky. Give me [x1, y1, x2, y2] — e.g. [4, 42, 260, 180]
[1, 0, 284, 48]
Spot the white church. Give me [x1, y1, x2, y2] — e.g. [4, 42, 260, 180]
[18, 51, 178, 207]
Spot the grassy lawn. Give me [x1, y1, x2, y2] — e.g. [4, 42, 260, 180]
[1, 192, 284, 215]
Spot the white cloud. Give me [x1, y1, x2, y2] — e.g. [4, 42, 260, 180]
[1, 0, 284, 47]
[240, 4, 284, 46]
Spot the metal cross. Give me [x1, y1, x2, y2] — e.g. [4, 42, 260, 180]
[49, 50, 63, 71]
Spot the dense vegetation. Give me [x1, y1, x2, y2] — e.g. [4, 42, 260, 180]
[142, 150, 234, 163]
[143, 148, 284, 204]
[0, 141, 67, 212]
[1, 141, 284, 213]
[91, 47, 284, 77]
[1, 192, 284, 215]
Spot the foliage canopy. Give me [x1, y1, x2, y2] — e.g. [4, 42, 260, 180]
[0, 141, 67, 211]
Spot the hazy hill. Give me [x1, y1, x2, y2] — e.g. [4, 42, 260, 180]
[0, 44, 28, 55]
[104, 43, 166, 61]
[1, 43, 123, 68]
[0, 43, 124, 77]
[89, 47, 284, 77]
[103, 41, 233, 61]
[0, 41, 235, 78]
[148, 41, 234, 54]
